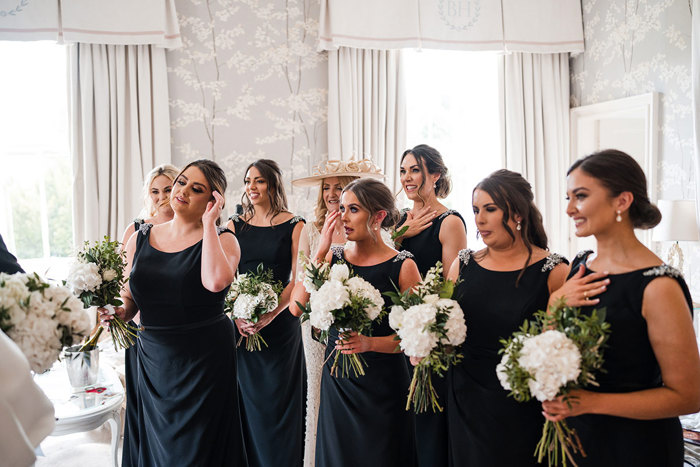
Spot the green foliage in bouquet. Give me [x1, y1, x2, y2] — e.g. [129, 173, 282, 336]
[225, 263, 283, 351]
[386, 262, 466, 413]
[66, 236, 140, 351]
[497, 300, 611, 467]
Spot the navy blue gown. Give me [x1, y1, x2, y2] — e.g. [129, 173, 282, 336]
[447, 249, 567, 466]
[121, 219, 143, 467]
[315, 247, 417, 467]
[565, 251, 693, 466]
[396, 209, 465, 467]
[127, 223, 247, 467]
[229, 214, 306, 467]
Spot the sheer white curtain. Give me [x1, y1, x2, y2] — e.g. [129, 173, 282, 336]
[503, 52, 570, 255]
[327, 47, 405, 192]
[70, 44, 172, 244]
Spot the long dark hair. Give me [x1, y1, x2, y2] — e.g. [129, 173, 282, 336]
[240, 159, 289, 226]
[474, 169, 548, 285]
[400, 144, 452, 201]
[175, 159, 227, 226]
[343, 178, 400, 242]
[568, 149, 661, 229]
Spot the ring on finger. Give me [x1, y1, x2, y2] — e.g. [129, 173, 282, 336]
[583, 290, 588, 299]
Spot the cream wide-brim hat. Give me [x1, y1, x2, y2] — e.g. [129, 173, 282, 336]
[292, 158, 385, 187]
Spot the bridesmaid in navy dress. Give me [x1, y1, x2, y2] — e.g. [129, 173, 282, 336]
[542, 150, 700, 466]
[119, 163, 178, 467]
[395, 145, 467, 467]
[226, 159, 305, 467]
[314, 178, 422, 467]
[104, 159, 247, 466]
[445, 170, 568, 466]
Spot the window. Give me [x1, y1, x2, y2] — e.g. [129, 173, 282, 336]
[0, 41, 72, 279]
[404, 49, 503, 249]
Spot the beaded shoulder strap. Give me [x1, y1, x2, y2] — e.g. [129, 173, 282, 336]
[642, 264, 683, 279]
[138, 223, 153, 235]
[393, 250, 414, 262]
[458, 248, 473, 266]
[331, 245, 345, 260]
[541, 253, 567, 272]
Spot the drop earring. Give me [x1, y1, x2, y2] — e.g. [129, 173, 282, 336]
[616, 210, 622, 222]
[516, 220, 521, 231]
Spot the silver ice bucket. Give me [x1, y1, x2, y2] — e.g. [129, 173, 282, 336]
[63, 345, 100, 388]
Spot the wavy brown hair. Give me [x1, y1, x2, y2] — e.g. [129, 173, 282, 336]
[342, 178, 400, 242]
[240, 159, 289, 226]
[400, 144, 452, 203]
[474, 169, 548, 285]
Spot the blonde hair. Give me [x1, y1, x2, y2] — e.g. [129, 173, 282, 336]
[313, 176, 357, 231]
[143, 164, 179, 216]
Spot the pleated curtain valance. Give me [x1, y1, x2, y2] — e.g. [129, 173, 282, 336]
[0, 0, 181, 47]
[319, 0, 584, 54]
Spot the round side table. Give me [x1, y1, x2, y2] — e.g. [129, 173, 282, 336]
[35, 361, 125, 467]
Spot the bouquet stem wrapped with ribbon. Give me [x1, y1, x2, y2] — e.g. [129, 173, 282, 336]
[386, 262, 466, 413]
[225, 263, 283, 351]
[65, 236, 139, 351]
[496, 303, 610, 467]
[298, 255, 385, 378]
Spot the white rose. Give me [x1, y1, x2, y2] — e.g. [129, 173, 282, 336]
[102, 269, 118, 282]
[423, 294, 440, 305]
[388, 305, 405, 331]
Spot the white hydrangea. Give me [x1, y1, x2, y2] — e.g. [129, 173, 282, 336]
[310, 280, 350, 315]
[438, 299, 467, 346]
[232, 293, 260, 320]
[394, 303, 439, 358]
[309, 308, 334, 331]
[345, 276, 383, 321]
[66, 262, 102, 295]
[518, 330, 581, 402]
[329, 263, 350, 282]
[423, 294, 440, 305]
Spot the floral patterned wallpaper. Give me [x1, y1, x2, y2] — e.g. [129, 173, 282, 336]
[166, 0, 328, 217]
[571, 0, 699, 299]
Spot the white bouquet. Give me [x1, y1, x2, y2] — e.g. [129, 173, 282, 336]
[299, 260, 385, 378]
[387, 262, 466, 412]
[0, 272, 92, 373]
[66, 236, 138, 351]
[225, 264, 283, 351]
[497, 305, 610, 466]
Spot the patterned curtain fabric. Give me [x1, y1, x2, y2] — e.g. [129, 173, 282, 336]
[0, 0, 180, 48]
[503, 52, 570, 255]
[319, 0, 583, 54]
[69, 44, 172, 245]
[327, 47, 406, 193]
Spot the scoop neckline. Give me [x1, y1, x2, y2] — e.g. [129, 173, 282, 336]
[578, 252, 663, 276]
[146, 230, 202, 255]
[234, 217, 295, 228]
[341, 252, 398, 268]
[472, 255, 548, 273]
